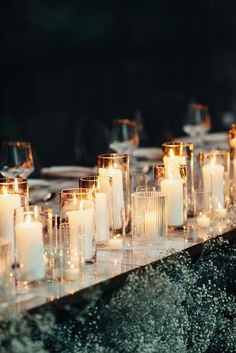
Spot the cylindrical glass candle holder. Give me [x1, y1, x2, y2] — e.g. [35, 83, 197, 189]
[79, 176, 109, 246]
[162, 141, 194, 216]
[0, 178, 29, 263]
[154, 163, 187, 229]
[97, 154, 130, 235]
[59, 222, 85, 282]
[194, 189, 211, 229]
[0, 238, 12, 306]
[131, 191, 167, 246]
[201, 150, 230, 215]
[228, 125, 236, 202]
[60, 188, 96, 263]
[14, 206, 53, 285]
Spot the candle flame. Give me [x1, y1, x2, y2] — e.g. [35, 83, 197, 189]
[79, 199, 84, 210]
[109, 165, 113, 177]
[14, 179, 19, 193]
[169, 148, 175, 158]
[97, 178, 101, 191]
[73, 192, 77, 205]
[34, 206, 39, 219]
[210, 154, 216, 166]
[2, 186, 8, 195]
[25, 214, 31, 223]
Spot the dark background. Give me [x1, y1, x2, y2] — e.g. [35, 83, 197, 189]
[2, 0, 236, 167]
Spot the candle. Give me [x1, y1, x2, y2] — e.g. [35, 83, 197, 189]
[95, 192, 109, 243]
[160, 166, 184, 227]
[15, 215, 45, 281]
[67, 202, 94, 262]
[109, 236, 123, 250]
[99, 165, 124, 229]
[202, 157, 224, 208]
[144, 211, 157, 240]
[230, 137, 236, 148]
[196, 214, 211, 228]
[163, 149, 186, 179]
[0, 187, 21, 262]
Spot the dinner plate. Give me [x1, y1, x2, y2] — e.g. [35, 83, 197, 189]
[41, 165, 97, 178]
[28, 179, 50, 188]
[133, 147, 162, 160]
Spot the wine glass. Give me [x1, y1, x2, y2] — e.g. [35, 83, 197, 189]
[0, 141, 35, 178]
[109, 119, 139, 155]
[183, 104, 211, 146]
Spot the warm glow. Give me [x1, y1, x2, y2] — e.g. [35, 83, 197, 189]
[79, 199, 84, 210]
[25, 214, 31, 223]
[113, 162, 118, 169]
[14, 179, 19, 193]
[167, 163, 174, 180]
[2, 186, 8, 196]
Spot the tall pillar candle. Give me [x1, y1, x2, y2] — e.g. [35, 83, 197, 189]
[95, 192, 109, 243]
[15, 216, 45, 281]
[0, 190, 21, 262]
[202, 162, 224, 208]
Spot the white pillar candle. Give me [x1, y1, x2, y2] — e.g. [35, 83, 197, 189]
[99, 166, 124, 229]
[196, 214, 211, 228]
[109, 236, 123, 250]
[161, 178, 184, 226]
[0, 190, 21, 262]
[95, 192, 109, 243]
[163, 155, 186, 179]
[202, 161, 224, 208]
[67, 207, 94, 262]
[144, 211, 158, 240]
[15, 216, 45, 281]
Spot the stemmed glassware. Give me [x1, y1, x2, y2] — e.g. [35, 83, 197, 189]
[0, 141, 34, 178]
[109, 119, 139, 155]
[183, 104, 211, 147]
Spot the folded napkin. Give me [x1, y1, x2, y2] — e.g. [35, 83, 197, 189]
[41, 165, 97, 178]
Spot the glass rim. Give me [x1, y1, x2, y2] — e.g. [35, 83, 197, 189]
[131, 191, 166, 199]
[0, 177, 28, 186]
[189, 103, 208, 112]
[60, 187, 91, 196]
[97, 153, 129, 159]
[202, 150, 229, 158]
[79, 175, 111, 182]
[2, 141, 31, 148]
[162, 141, 194, 148]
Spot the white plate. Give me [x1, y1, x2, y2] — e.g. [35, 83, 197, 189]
[133, 147, 162, 160]
[28, 179, 50, 188]
[41, 165, 97, 178]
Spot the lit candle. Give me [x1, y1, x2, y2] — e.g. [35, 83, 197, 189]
[99, 164, 124, 229]
[63, 264, 80, 281]
[144, 211, 158, 240]
[0, 186, 21, 262]
[67, 199, 94, 262]
[109, 235, 123, 250]
[215, 207, 227, 219]
[15, 214, 45, 281]
[160, 165, 184, 226]
[95, 180, 109, 243]
[229, 137, 236, 148]
[163, 148, 186, 179]
[196, 213, 211, 228]
[202, 156, 224, 208]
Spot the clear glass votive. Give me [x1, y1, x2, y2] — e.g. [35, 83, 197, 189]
[97, 153, 130, 235]
[14, 206, 53, 285]
[0, 178, 29, 263]
[162, 141, 194, 217]
[59, 222, 85, 282]
[201, 150, 230, 216]
[131, 191, 167, 246]
[194, 189, 211, 229]
[60, 188, 96, 263]
[154, 163, 187, 229]
[79, 176, 109, 246]
[131, 172, 148, 193]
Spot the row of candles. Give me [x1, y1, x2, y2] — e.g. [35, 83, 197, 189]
[1, 126, 236, 287]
